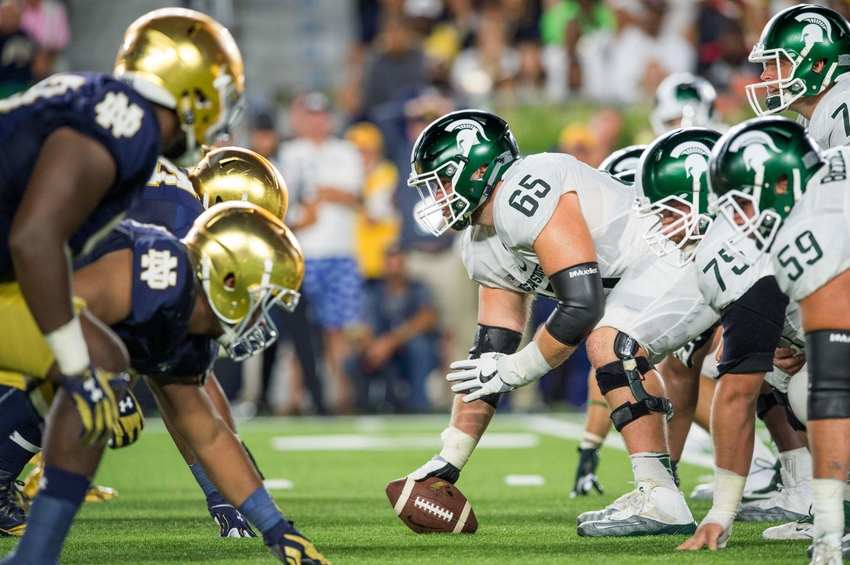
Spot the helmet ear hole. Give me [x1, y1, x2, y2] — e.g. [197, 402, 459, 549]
[776, 173, 789, 195]
[224, 273, 236, 290]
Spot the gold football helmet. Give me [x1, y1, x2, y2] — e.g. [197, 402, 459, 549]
[183, 202, 304, 361]
[190, 147, 289, 220]
[114, 8, 245, 158]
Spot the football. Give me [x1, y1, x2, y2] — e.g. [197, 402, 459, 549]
[385, 476, 478, 534]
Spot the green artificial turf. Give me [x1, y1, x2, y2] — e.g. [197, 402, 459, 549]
[0, 414, 811, 564]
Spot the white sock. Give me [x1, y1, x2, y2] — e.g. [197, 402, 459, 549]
[630, 452, 677, 489]
[812, 478, 845, 538]
[580, 432, 604, 450]
[779, 447, 813, 484]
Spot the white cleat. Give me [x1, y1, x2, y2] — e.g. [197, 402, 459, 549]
[576, 485, 640, 525]
[762, 514, 814, 540]
[808, 533, 843, 565]
[689, 482, 714, 500]
[737, 473, 811, 523]
[577, 481, 697, 537]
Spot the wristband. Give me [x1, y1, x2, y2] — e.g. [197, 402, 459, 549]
[44, 316, 91, 376]
[496, 341, 553, 387]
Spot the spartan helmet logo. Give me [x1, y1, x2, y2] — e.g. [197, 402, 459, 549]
[670, 141, 710, 185]
[445, 119, 490, 158]
[728, 130, 781, 184]
[614, 157, 640, 174]
[795, 13, 833, 49]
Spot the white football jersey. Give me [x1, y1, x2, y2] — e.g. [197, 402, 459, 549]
[461, 152, 717, 360]
[771, 146, 850, 302]
[492, 153, 652, 278]
[797, 74, 850, 149]
[694, 214, 775, 313]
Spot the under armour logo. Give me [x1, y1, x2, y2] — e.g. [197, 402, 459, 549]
[84, 378, 103, 403]
[119, 396, 134, 413]
[94, 91, 144, 138]
[140, 249, 178, 290]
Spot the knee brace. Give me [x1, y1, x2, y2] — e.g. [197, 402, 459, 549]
[756, 391, 779, 421]
[806, 330, 850, 420]
[595, 332, 673, 432]
[467, 324, 523, 408]
[768, 388, 807, 431]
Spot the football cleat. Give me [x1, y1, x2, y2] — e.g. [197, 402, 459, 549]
[571, 447, 603, 498]
[407, 456, 460, 484]
[22, 454, 118, 503]
[577, 481, 697, 537]
[807, 533, 843, 565]
[762, 513, 814, 540]
[737, 472, 811, 523]
[85, 485, 119, 502]
[741, 459, 783, 503]
[264, 521, 331, 565]
[576, 485, 639, 525]
[206, 492, 256, 538]
[0, 473, 26, 537]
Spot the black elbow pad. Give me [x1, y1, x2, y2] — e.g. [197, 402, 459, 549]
[468, 324, 523, 359]
[545, 262, 605, 346]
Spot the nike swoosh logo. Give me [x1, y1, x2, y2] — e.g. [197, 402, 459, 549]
[517, 261, 527, 272]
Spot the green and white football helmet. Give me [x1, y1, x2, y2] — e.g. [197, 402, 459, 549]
[651, 73, 718, 136]
[708, 117, 823, 259]
[747, 4, 850, 116]
[598, 144, 647, 184]
[635, 128, 721, 263]
[408, 109, 520, 236]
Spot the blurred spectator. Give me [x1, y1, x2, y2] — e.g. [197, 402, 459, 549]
[0, 0, 36, 97]
[444, 0, 478, 49]
[279, 92, 365, 414]
[540, 0, 617, 100]
[589, 107, 625, 159]
[515, 40, 546, 102]
[695, 2, 759, 94]
[582, 0, 695, 104]
[451, 10, 520, 103]
[19, 0, 68, 78]
[345, 121, 401, 281]
[245, 110, 327, 416]
[347, 247, 438, 412]
[362, 14, 428, 115]
[557, 122, 601, 167]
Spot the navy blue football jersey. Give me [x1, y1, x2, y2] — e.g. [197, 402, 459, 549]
[77, 220, 217, 378]
[0, 72, 160, 281]
[127, 157, 205, 238]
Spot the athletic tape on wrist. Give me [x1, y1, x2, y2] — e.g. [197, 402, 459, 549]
[708, 467, 746, 520]
[43, 316, 90, 376]
[439, 426, 478, 470]
[496, 342, 553, 388]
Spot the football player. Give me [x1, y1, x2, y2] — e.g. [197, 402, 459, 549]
[747, 4, 850, 148]
[403, 111, 725, 537]
[651, 73, 722, 137]
[687, 117, 845, 563]
[0, 148, 287, 538]
[0, 203, 329, 565]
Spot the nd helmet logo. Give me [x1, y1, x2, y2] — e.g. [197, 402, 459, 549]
[445, 119, 490, 158]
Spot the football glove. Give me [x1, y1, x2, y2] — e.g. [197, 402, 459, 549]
[265, 522, 331, 565]
[109, 388, 144, 449]
[61, 365, 119, 448]
[446, 353, 515, 403]
[571, 447, 604, 497]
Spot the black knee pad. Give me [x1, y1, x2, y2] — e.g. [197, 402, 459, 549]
[756, 392, 779, 421]
[807, 330, 850, 420]
[785, 406, 807, 432]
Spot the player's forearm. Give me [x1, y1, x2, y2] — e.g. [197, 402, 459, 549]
[712, 375, 762, 476]
[10, 229, 75, 334]
[536, 325, 578, 368]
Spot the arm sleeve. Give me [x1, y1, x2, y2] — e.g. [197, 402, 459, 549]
[717, 276, 789, 376]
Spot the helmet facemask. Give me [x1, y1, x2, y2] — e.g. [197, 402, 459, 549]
[202, 256, 300, 361]
[709, 182, 789, 266]
[746, 45, 808, 116]
[636, 194, 710, 265]
[409, 159, 472, 237]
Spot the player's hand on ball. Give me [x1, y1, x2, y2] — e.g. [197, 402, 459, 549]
[62, 365, 119, 448]
[446, 353, 515, 403]
[109, 388, 144, 449]
[676, 522, 729, 551]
